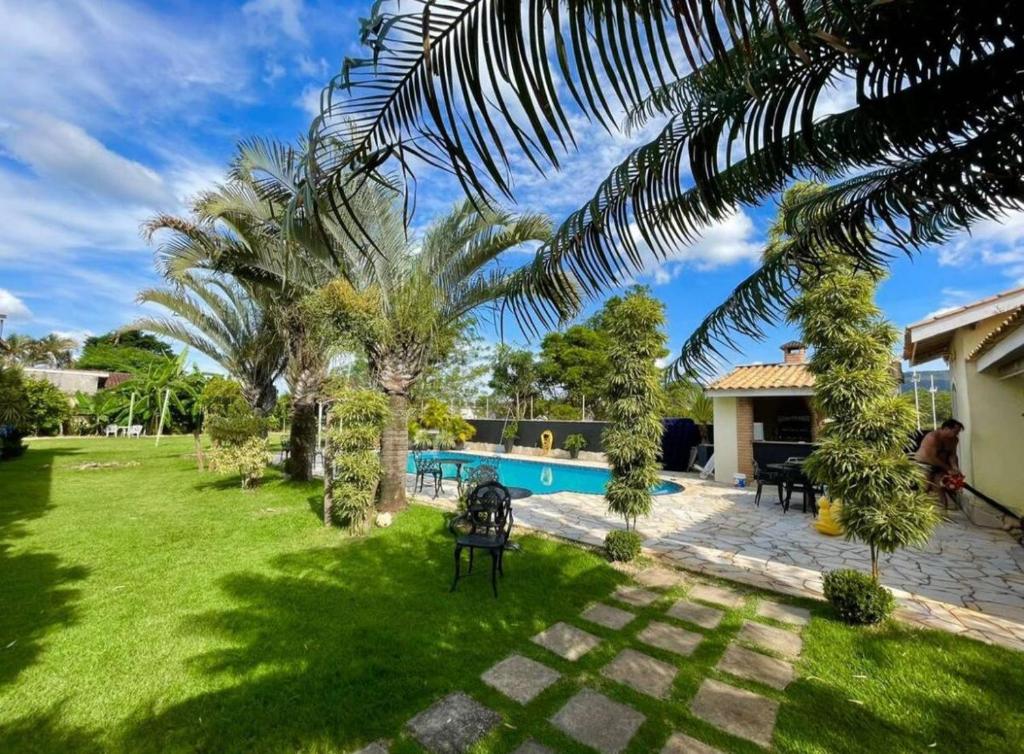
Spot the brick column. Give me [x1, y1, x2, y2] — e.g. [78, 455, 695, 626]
[736, 397, 755, 478]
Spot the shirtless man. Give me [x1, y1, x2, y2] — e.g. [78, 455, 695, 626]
[914, 419, 964, 501]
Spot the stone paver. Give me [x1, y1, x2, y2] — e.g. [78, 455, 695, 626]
[661, 731, 725, 754]
[637, 620, 703, 657]
[689, 583, 746, 609]
[717, 644, 795, 690]
[532, 622, 602, 661]
[690, 679, 779, 748]
[353, 741, 389, 754]
[666, 599, 725, 630]
[757, 601, 812, 626]
[512, 740, 555, 754]
[581, 603, 636, 630]
[550, 689, 645, 754]
[635, 566, 688, 590]
[601, 648, 678, 699]
[737, 620, 804, 659]
[481, 654, 560, 704]
[612, 585, 660, 607]
[406, 693, 500, 754]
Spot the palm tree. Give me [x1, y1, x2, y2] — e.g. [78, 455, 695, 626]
[128, 274, 287, 416]
[317, 198, 560, 510]
[309, 1, 1024, 368]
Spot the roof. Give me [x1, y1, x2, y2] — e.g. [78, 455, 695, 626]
[707, 363, 815, 395]
[780, 340, 805, 350]
[967, 307, 1024, 361]
[904, 285, 1024, 364]
[103, 372, 133, 388]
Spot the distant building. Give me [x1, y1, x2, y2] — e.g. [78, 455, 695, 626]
[23, 367, 132, 397]
[904, 285, 1024, 516]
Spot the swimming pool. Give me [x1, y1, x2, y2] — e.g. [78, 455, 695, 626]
[407, 451, 684, 496]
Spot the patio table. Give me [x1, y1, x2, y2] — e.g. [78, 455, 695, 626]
[432, 456, 471, 494]
[765, 460, 818, 514]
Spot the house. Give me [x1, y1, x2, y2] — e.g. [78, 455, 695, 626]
[904, 285, 1024, 517]
[23, 367, 132, 397]
[707, 343, 820, 484]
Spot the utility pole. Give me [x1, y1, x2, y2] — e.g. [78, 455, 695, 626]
[929, 373, 938, 429]
[911, 371, 921, 430]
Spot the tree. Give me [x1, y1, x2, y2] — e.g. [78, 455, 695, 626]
[411, 329, 490, 410]
[84, 330, 173, 357]
[488, 345, 540, 420]
[0, 364, 29, 427]
[317, 198, 563, 510]
[77, 331, 175, 375]
[23, 378, 73, 436]
[663, 378, 713, 423]
[323, 388, 390, 530]
[0, 333, 76, 368]
[129, 274, 287, 416]
[311, 2, 1021, 368]
[602, 287, 667, 531]
[536, 324, 610, 417]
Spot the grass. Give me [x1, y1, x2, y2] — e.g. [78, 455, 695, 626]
[1, 437, 1022, 753]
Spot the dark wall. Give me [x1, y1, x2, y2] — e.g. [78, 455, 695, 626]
[468, 418, 701, 471]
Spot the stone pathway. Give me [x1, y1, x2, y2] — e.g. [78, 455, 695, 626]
[411, 469, 1024, 651]
[382, 562, 819, 752]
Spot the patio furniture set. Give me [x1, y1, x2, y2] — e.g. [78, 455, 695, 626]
[753, 457, 822, 514]
[104, 424, 144, 437]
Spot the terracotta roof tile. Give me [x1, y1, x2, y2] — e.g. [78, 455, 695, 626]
[967, 307, 1024, 361]
[707, 363, 815, 391]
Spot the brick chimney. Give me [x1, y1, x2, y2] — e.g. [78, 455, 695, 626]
[781, 341, 806, 364]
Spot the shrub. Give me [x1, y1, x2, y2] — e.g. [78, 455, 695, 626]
[605, 529, 642, 562]
[823, 569, 895, 625]
[563, 433, 588, 458]
[206, 413, 270, 489]
[24, 377, 73, 436]
[325, 388, 389, 532]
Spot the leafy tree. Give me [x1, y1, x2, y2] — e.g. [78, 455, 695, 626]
[536, 324, 610, 417]
[602, 287, 667, 531]
[312, 3, 1018, 372]
[107, 351, 202, 435]
[899, 389, 953, 431]
[411, 328, 490, 410]
[663, 379, 713, 424]
[0, 364, 29, 427]
[488, 345, 540, 420]
[24, 378, 73, 436]
[1, 333, 76, 368]
[76, 338, 172, 375]
[129, 273, 287, 416]
[84, 330, 173, 357]
[73, 390, 128, 434]
[323, 388, 390, 530]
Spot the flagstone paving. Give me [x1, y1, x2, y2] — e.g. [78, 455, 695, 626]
[601, 648, 679, 699]
[532, 622, 602, 661]
[405, 693, 500, 754]
[665, 599, 725, 630]
[757, 600, 812, 626]
[688, 583, 747, 609]
[581, 602, 636, 630]
[717, 644, 796, 690]
[481, 654, 561, 704]
[690, 678, 780, 748]
[550, 689, 646, 754]
[634, 566, 688, 590]
[610, 585, 660, 607]
[661, 731, 725, 754]
[512, 740, 555, 754]
[637, 620, 703, 657]
[737, 620, 804, 660]
[353, 741, 389, 754]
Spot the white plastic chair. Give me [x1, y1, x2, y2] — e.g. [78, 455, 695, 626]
[127, 425, 143, 438]
[104, 424, 119, 437]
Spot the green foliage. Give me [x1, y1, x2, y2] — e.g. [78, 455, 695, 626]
[326, 388, 390, 532]
[201, 376, 250, 419]
[0, 332, 77, 368]
[786, 187, 939, 582]
[899, 389, 953, 430]
[413, 399, 475, 444]
[537, 324, 610, 415]
[563, 433, 587, 457]
[207, 412, 271, 489]
[823, 569, 895, 625]
[602, 287, 667, 531]
[501, 421, 519, 442]
[73, 390, 127, 434]
[271, 393, 292, 430]
[0, 364, 28, 427]
[412, 328, 490, 408]
[84, 330, 173, 356]
[663, 379, 713, 423]
[489, 345, 540, 419]
[24, 378, 73, 436]
[76, 332, 174, 375]
[604, 530, 642, 562]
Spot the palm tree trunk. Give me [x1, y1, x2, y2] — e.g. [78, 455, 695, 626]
[378, 391, 409, 512]
[287, 398, 317, 481]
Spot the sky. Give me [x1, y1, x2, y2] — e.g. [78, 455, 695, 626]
[2, 0, 1024, 378]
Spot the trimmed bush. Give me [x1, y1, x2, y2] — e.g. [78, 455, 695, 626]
[823, 569, 895, 625]
[605, 529, 642, 562]
[563, 433, 587, 459]
[206, 413, 271, 489]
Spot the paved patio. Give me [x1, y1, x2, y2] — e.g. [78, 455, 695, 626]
[413, 467, 1024, 652]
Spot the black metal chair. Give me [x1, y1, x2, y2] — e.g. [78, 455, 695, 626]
[413, 452, 444, 497]
[753, 461, 785, 508]
[463, 463, 499, 489]
[449, 481, 513, 597]
[781, 458, 821, 514]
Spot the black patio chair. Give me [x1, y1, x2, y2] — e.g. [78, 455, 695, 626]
[753, 461, 785, 508]
[463, 463, 499, 489]
[413, 452, 444, 497]
[449, 481, 513, 597]
[781, 459, 822, 514]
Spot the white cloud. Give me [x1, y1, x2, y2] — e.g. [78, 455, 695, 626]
[297, 55, 328, 78]
[0, 288, 31, 319]
[296, 84, 323, 118]
[938, 210, 1024, 284]
[243, 0, 306, 44]
[645, 209, 762, 284]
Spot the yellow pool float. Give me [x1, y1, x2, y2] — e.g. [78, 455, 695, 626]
[540, 430, 554, 456]
[815, 497, 843, 536]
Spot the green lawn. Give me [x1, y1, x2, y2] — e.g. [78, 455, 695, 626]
[1, 438, 1022, 754]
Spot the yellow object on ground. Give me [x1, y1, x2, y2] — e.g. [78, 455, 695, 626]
[815, 497, 843, 536]
[540, 430, 554, 455]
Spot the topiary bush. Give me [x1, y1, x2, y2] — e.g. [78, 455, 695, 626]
[605, 529, 642, 562]
[823, 569, 895, 625]
[206, 413, 271, 489]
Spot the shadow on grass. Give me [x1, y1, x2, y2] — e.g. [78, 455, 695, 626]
[0, 446, 90, 687]
[118, 508, 620, 754]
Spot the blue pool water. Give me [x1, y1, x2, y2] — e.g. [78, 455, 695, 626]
[407, 451, 683, 496]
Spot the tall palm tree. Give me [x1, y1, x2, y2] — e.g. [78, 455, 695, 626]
[309, 1, 1023, 368]
[317, 197, 561, 510]
[128, 274, 287, 416]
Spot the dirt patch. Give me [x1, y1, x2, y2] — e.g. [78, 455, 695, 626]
[72, 461, 141, 471]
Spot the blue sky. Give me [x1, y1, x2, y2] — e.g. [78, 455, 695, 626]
[2, 0, 1023, 377]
